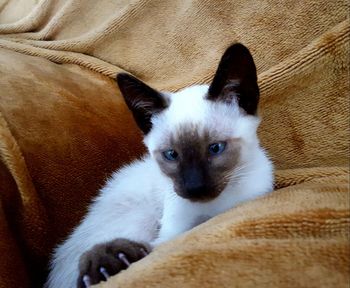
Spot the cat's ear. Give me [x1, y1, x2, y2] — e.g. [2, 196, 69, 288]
[116, 73, 168, 134]
[207, 43, 259, 115]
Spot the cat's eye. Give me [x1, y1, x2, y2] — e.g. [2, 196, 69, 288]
[162, 149, 179, 161]
[208, 142, 226, 156]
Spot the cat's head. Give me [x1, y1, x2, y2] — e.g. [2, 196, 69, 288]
[117, 43, 260, 202]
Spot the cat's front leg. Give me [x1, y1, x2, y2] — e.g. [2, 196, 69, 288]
[46, 161, 162, 288]
[152, 196, 200, 246]
[77, 239, 151, 288]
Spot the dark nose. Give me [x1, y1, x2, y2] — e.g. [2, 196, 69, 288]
[182, 167, 206, 199]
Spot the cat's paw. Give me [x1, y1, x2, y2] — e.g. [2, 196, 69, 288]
[77, 238, 151, 288]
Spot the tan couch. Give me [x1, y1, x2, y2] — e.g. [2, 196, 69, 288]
[0, 1, 348, 287]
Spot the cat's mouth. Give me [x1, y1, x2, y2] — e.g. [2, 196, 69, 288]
[174, 183, 226, 203]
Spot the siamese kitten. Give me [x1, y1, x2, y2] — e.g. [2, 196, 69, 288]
[46, 43, 274, 288]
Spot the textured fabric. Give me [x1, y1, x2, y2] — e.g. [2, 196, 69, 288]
[0, 0, 349, 287]
[0, 48, 145, 287]
[100, 167, 349, 288]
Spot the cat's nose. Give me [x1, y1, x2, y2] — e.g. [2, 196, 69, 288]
[185, 185, 205, 198]
[182, 167, 206, 199]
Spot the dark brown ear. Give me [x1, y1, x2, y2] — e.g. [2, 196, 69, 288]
[208, 43, 259, 115]
[116, 73, 168, 134]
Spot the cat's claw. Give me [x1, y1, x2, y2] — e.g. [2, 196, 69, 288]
[82, 275, 92, 288]
[78, 239, 151, 288]
[117, 252, 131, 267]
[140, 248, 148, 257]
[81, 248, 148, 287]
[99, 266, 110, 279]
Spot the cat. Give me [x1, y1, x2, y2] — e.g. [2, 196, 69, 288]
[45, 43, 274, 288]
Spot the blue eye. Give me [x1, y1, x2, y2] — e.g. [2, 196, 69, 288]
[208, 142, 226, 155]
[162, 149, 179, 161]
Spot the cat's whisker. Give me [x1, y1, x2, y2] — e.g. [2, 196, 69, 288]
[229, 172, 249, 181]
[169, 190, 179, 200]
[228, 173, 249, 183]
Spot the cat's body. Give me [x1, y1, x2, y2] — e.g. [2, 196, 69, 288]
[46, 44, 274, 288]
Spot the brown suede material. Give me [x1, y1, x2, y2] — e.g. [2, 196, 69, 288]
[0, 0, 349, 287]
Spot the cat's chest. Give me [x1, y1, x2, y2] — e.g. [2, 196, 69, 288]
[192, 214, 211, 227]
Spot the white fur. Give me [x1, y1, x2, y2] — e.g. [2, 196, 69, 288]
[46, 85, 273, 288]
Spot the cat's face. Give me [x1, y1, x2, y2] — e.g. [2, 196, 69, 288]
[152, 123, 242, 201]
[117, 43, 260, 202]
